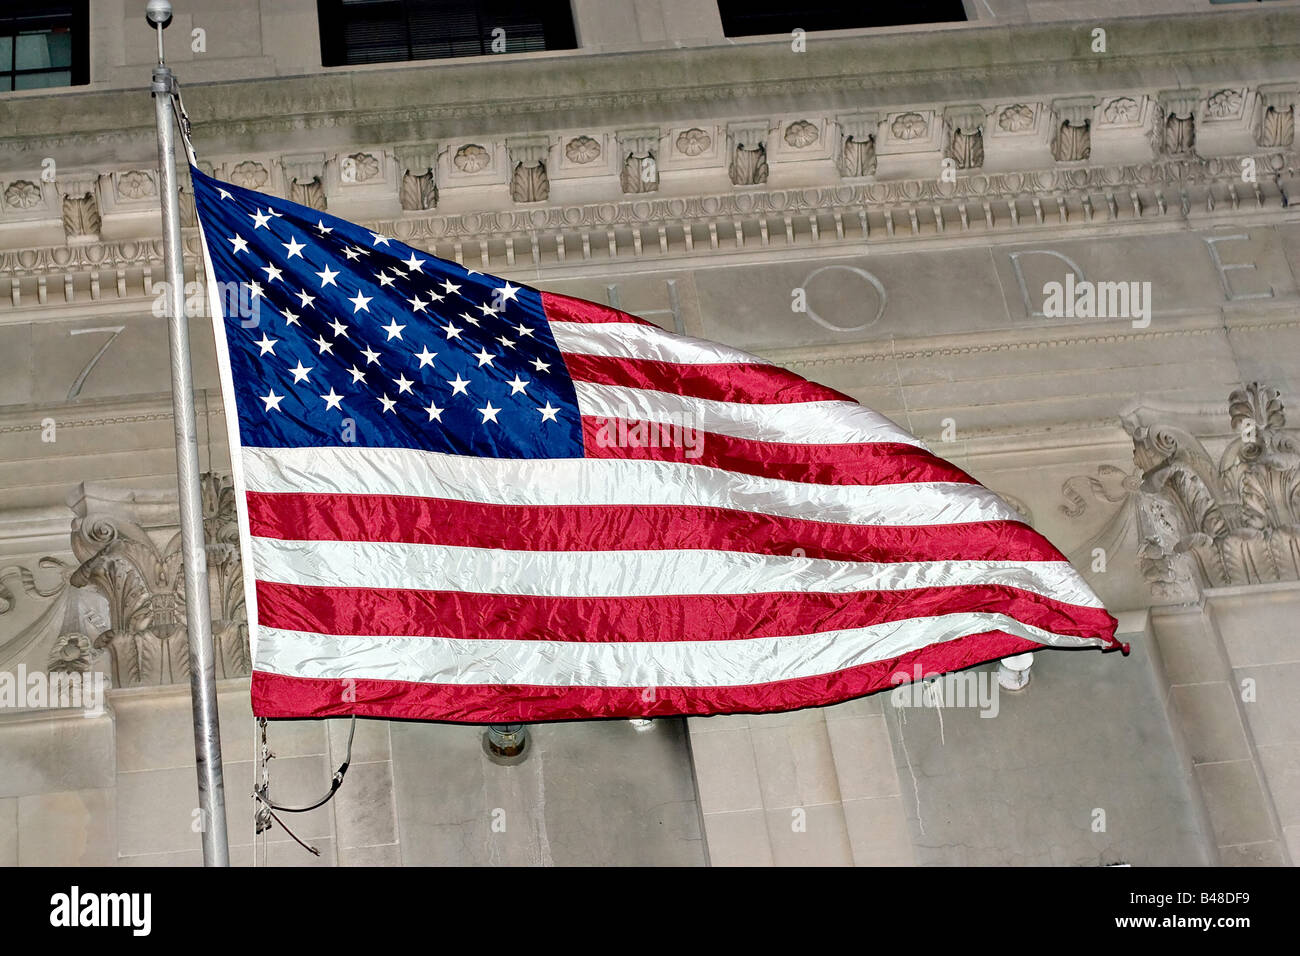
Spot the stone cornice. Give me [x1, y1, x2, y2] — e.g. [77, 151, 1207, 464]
[1, 10, 1298, 166]
[0, 148, 1294, 316]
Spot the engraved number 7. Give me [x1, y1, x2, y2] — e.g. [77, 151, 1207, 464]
[67, 326, 126, 400]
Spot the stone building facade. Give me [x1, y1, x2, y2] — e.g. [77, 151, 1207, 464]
[0, 0, 1298, 865]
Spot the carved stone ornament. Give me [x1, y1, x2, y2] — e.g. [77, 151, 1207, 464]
[729, 145, 768, 187]
[1124, 384, 1300, 597]
[1163, 112, 1196, 156]
[289, 177, 326, 210]
[400, 169, 438, 211]
[840, 134, 876, 177]
[565, 136, 602, 164]
[511, 161, 549, 203]
[947, 128, 984, 170]
[998, 104, 1035, 133]
[1258, 105, 1296, 148]
[117, 169, 157, 200]
[1102, 97, 1141, 125]
[61, 192, 101, 241]
[343, 152, 381, 183]
[675, 128, 711, 156]
[230, 160, 269, 190]
[784, 120, 819, 148]
[1205, 89, 1243, 119]
[4, 179, 42, 209]
[890, 112, 928, 141]
[454, 144, 491, 173]
[67, 474, 249, 687]
[620, 153, 658, 194]
[1053, 120, 1091, 163]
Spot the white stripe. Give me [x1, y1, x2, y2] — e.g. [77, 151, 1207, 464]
[551, 320, 763, 366]
[250, 536, 1103, 608]
[242, 445, 1024, 527]
[255, 612, 1108, 688]
[574, 380, 920, 446]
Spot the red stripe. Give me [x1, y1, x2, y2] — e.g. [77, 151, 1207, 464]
[246, 490, 1062, 563]
[255, 579, 1119, 645]
[250, 630, 1051, 721]
[542, 290, 652, 325]
[580, 416, 975, 486]
[563, 352, 853, 404]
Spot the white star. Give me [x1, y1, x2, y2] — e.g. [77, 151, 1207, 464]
[346, 364, 366, 384]
[496, 336, 516, 349]
[441, 279, 461, 296]
[497, 282, 520, 303]
[255, 333, 278, 355]
[442, 323, 463, 340]
[260, 389, 284, 412]
[424, 401, 444, 422]
[228, 235, 249, 254]
[460, 311, 480, 327]
[377, 394, 397, 414]
[408, 295, 429, 313]
[404, 253, 425, 272]
[217, 188, 233, 201]
[413, 345, 438, 368]
[447, 374, 470, 396]
[261, 263, 283, 282]
[349, 291, 372, 313]
[382, 319, 405, 340]
[516, 324, 534, 337]
[328, 317, 350, 338]
[393, 373, 415, 394]
[369, 232, 391, 247]
[376, 271, 397, 288]
[250, 209, 272, 229]
[538, 402, 560, 422]
[343, 247, 363, 261]
[282, 309, 300, 327]
[296, 289, 316, 309]
[246, 280, 265, 300]
[361, 345, 382, 365]
[530, 358, 551, 373]
[288, 361, 312, 383]
[313, 334, 334, 355]
[473, 348, 496, 367]
[320, 387, 344, 411]
[465, 268, 481, 276]
[506, 375, 529, 395]
[316, 265, 339, 287]
[477, 302, 499, 319]
[268, 208, 283, 218]
[316, 219, 333, 235]
[282, 236, 305, 259]
[429, 289, 445, 303]
[478, 402, 501, 424]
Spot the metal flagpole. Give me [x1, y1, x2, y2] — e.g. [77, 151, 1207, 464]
[148, 0, 230, 866]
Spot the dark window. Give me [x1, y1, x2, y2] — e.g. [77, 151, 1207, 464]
[0, 2, 88, 93]
[317, 0, 577, 67]
[717, 0, 967, 37]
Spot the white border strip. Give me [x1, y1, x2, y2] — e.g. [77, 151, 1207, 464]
[196, 180, 262, 667]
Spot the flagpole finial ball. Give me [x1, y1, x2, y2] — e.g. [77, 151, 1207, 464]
[145, 0, 173, 27]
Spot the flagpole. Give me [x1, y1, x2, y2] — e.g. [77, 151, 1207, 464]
[148, 0, 230, 867]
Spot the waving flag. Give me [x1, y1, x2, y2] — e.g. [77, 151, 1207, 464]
[191, 167, 1123, 723]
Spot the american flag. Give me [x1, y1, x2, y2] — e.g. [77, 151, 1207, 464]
[191, 166, 1123, 723]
